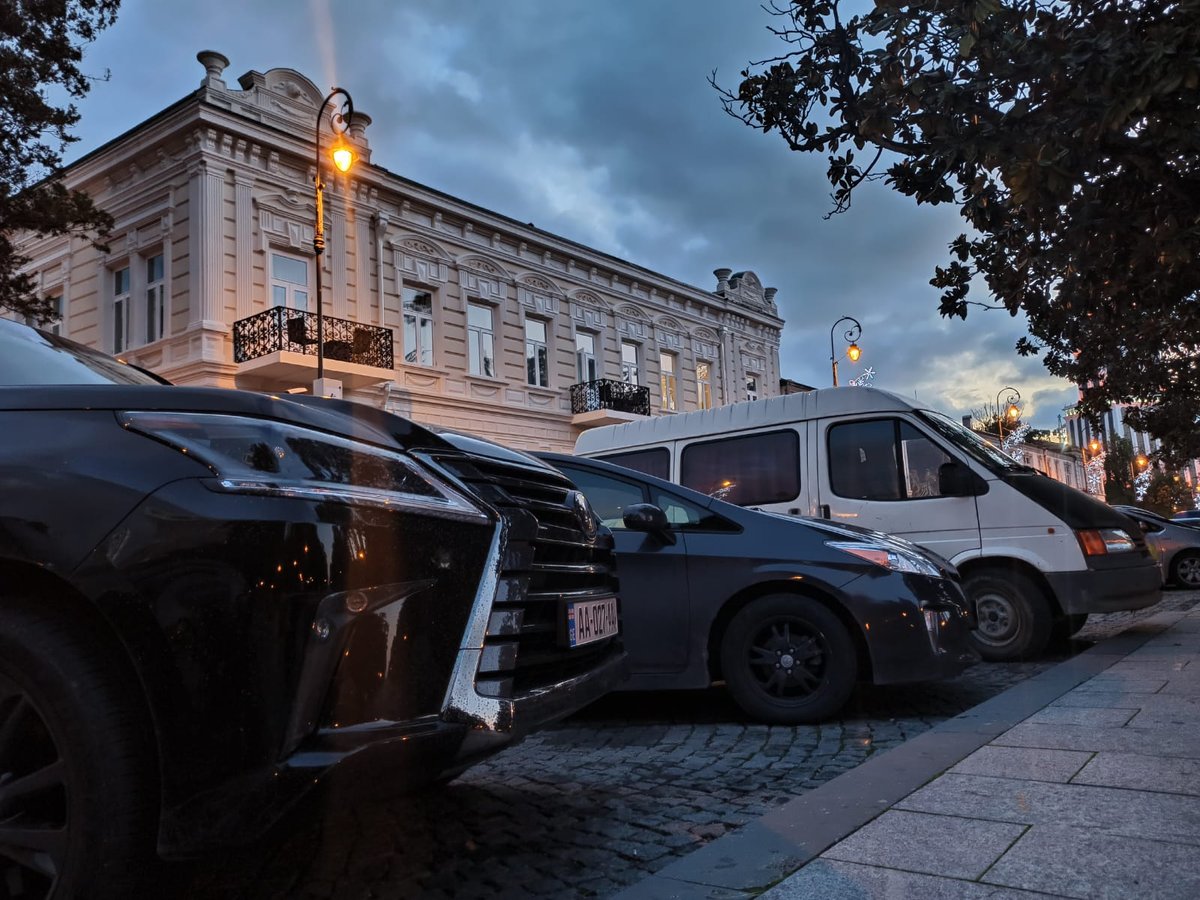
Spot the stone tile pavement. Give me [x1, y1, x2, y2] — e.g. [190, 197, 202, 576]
[619, 604, 1200, 899]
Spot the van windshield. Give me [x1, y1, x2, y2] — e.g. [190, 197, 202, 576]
[917, 409, 1027, 474]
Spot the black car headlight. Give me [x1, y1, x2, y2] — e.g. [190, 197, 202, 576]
[120, 411, 487, 522]
[825, 540, 943, 577]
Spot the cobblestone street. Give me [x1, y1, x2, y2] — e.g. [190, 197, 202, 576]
[178, 591, 1198, 899]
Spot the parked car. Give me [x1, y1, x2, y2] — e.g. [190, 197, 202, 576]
[1113, 505, 1200, 588]
[1172, 508, 1200, 523]
[574, 387, 1161, 662]
[534, 451, 977, 725]
[0, 319, 625, 898]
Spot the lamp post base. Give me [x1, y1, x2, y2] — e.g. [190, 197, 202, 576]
[312, 377, 343, 399]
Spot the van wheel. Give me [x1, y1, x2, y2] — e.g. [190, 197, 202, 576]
[1171, 552, 1200, 588]
[965, 570, 1052, 661]
[0, 597, 156, 899]
[719, 595, 857, 724]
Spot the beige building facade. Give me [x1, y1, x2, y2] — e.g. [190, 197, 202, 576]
[14, 52, 784, 452]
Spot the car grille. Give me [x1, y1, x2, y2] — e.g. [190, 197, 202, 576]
[428, 452, 621, 698]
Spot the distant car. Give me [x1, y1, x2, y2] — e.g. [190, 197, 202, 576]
[1172, 508, 1200, 523]
[1114, 506, 1200, 588]
[534, 452, 977, 724]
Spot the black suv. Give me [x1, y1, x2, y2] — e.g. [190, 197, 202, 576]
[0, 320, 625, 898]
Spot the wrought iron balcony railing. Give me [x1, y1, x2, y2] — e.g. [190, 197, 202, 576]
[570, 378, 651, 416]
[233, 307, 394, 370]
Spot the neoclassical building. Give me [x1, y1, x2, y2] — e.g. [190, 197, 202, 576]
[13, 52, 784, 452]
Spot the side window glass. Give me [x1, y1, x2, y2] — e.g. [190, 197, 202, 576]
[828, 420, 901, 501]
[599, 447, 670, 480]
[899, 422, 953, 499]
[557, 467, 647, 530]
[680, 430, 799, 506]
[651, 489, 738, 532]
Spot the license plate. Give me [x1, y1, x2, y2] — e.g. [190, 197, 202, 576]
[567, 596, 618, 648]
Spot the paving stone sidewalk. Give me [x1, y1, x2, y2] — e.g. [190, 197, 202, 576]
[620, 596, 1200, 899]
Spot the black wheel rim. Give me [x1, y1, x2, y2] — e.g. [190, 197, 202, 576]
[0, 671, 69, 899]
[745, 616, 828, 699]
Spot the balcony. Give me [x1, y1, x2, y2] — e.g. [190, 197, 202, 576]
[233, 307, 394, 390]
[570, 378, 651, 427]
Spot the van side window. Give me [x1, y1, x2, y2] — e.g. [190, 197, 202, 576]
[899, 422, 953, 498]
[557, 466, 647, 530]
[597, 447, 670, 480]
[829, 420, 901, 500]
[679, 430, 799, 506]
[828, 419, 953, 501]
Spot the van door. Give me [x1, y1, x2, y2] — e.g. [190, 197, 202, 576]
[814, 416, 982, 560]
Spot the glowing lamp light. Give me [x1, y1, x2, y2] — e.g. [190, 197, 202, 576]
[1006, 403, 1020, 420]
[1088, 438, 1101, 454]
[331, 142, 354, 173]
[846, 342, 861, 363]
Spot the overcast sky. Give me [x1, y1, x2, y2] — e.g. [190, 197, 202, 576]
[65, 0, 1080, 429]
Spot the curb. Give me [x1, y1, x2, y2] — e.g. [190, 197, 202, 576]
[611, 610, 1189, 899]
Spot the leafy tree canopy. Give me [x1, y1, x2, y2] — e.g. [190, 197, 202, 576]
[718, 1, 1200, 465]
[1142, 469, 1194, 518]
[0, 0, 119, 322]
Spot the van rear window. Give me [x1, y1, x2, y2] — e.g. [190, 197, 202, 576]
[596, 447, 670, 480]
[680, 430, 799, 506]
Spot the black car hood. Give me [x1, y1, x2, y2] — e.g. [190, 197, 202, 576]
[435, 428, 561, 475]
[1000, 469, 1131, 529]
[0, 384, 454, 455]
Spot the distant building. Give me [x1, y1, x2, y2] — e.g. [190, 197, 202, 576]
[976, 429, 1088, 492]
[12, 51, 784, 452]
[1064, 403, 1200, 497]
[779, 378, 816, 394]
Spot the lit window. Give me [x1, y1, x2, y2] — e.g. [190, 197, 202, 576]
[467, 302, 495, 377]
[660, 351, 677, 412]
[696, 361, 712, 410]
[620, 341, 639, 385]
[271, 253, 309, 311]
[403, 288, 435, 367]
[576, 332, 598, 383]
[526, 319, 549, 387]
[146, 253, 166, 342]
[113, 266, 131, 353]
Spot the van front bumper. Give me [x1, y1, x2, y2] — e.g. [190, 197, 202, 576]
[1046, 560, 1162, 615]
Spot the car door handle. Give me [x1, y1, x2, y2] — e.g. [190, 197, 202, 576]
[819, 504, 831, 519]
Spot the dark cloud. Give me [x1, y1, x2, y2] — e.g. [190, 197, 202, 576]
[69, 0, 1075, 428]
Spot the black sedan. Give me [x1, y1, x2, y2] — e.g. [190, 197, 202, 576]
[536, 452, 977, 725]
[0, 320, 625, 898]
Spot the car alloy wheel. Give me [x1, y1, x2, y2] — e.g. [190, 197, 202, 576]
[1173, 552, 1200, 588]
[0, 672, 68, 900]
[746, 618, 827, 697]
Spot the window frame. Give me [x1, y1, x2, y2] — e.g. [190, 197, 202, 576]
[402, 285, 436, 367]
[679, 428, 801, 507]
[575, 330, 598, 384]
[525, 317, 550, 388]
[620, 340, 640, 386]
[270, 251, 311, 312]
[145, 251, 167, 343]
[659, 350, 678, 412]
[112, 265, 131, 353]
[696, 361, 713, 410]
[466, 301, 496, 378]
[826, 417, 958, 503]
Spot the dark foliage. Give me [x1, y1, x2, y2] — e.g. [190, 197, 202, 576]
[0, 0, 120, 320]
[718, 1, 1200, 464]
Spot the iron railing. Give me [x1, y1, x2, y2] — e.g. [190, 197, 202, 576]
[233, 307, 394, 370]
[569, 378, 651, 416]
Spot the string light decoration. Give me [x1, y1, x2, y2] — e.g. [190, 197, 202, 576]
[848, 367, 876, 387]
[1001, 423, 1031, 462]
[1134, 469, 1152, 502]
[1085, 449, 1106, 495]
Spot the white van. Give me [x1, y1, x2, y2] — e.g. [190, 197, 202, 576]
[574, 387, 1161, 660]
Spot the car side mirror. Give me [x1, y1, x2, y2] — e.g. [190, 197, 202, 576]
[938, 461, 987, 497]
[622, 503, 677, 545]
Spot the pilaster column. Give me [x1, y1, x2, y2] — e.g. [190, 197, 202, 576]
[234, 173, 254, 319]
[188, 159, 228, 327]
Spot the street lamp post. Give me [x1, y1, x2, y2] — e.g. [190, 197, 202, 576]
[995, 386, 1021, 443]
[829, 316, 862, 387]
[312, 87, 356, 392]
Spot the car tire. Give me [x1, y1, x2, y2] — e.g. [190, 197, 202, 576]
[719, 594, 857, 724]
[965, 569, 1053, 661]
[0, 596, 156, 900]
[1170, 552, 1200, 589]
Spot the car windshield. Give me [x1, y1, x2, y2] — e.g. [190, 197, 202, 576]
[0, 319, 163, 386]
[917, 408, 1026, 474]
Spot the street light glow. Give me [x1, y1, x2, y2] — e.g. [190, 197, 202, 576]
[847, 342, 861, 363]
[332, 142, 354, 173]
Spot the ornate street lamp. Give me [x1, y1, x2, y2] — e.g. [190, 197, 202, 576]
[995, 386, 1021, 443]
[829, 316, 862, 387]
[313, 87, 355, 386]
